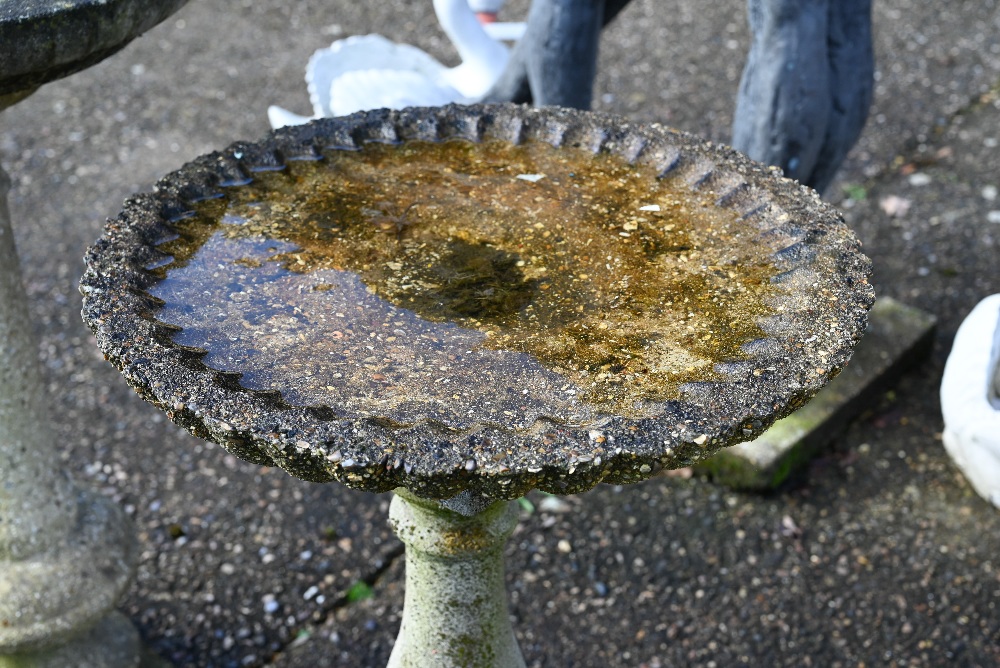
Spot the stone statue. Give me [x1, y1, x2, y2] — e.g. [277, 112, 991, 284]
[731, 0, 874, 194]
[941, 295, 1000, 508]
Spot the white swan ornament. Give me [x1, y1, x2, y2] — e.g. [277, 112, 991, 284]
[268, 0, 511, 129]
[940, 294, 1000, 508]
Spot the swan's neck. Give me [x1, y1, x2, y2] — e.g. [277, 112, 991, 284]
[433, 0, 507, 69]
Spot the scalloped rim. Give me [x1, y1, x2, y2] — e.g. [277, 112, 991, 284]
[81, 103, 873, 501]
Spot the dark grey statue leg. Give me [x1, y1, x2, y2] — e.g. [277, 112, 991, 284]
[526, 0, 605, 108]
[808, 0, 874, 193]
[732, 0, 873, 194]
[484, 0, 630, 107]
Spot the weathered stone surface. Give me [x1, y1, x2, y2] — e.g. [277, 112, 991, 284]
[0, 0, 189, 96]
[81, 103, 873, 502]
[0, 611, 140, 668]
[2, 0, 998, 664]
[0, 165, 137, 662]
[698, 297, 936, 489]
[386, 492, 524, 668]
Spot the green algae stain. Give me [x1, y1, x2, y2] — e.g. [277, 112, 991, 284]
[153, 139, 782, 418]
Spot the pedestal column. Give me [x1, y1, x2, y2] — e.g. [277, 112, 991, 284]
[387, 489, 525, 668]
[0, 145, 140, 666]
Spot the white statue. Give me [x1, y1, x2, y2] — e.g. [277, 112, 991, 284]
[940, 294, 1000, 507]
[268, 0, 518, 129]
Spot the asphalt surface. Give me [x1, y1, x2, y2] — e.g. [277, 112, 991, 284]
[1, 0, 999, 666]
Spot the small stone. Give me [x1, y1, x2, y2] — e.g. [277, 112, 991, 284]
[557, 539, 572, 553]
[908, 172, 932, 186]
[982, 185, 998, 201]
[538, 495, 571, 513]
[987, 211, 1000, 224]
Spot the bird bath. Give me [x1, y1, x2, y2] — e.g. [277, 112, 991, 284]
[81, 103, 873, 666]
[1, 1, 189, 664]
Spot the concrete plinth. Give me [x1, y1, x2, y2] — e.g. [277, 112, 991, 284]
[387, 490, 525, 668]
[0, 612, 140, 668]
[0, 164, 140, 665]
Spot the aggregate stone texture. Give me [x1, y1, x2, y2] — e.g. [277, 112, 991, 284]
[81, 103, 873, 502]
[0, 0, 998, 666]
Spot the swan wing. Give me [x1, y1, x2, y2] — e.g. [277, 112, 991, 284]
[267, 105, 315, 130]
[307, 35, 447, 117]
[329, 69, 468, 117]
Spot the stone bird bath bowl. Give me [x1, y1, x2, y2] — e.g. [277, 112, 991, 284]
[81, 103, 873, 666]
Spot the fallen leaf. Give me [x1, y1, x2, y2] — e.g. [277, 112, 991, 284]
[879, 194, 912, 217]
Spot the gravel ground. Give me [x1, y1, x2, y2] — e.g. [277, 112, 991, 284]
[2, 0, 999, 666]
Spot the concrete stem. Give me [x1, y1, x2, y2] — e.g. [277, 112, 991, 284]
[0, 156, 139, 665]
[387, 490, 525, 668]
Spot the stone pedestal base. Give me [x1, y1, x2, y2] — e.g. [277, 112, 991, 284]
[0, 611, 140, 668]
[0, 487, 138, 661]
